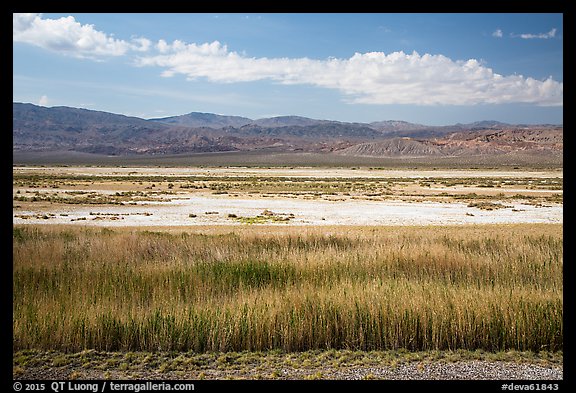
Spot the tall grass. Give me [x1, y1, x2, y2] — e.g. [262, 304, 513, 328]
[13, 224, 562, 353]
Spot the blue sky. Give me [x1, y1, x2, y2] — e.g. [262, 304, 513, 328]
[13, 13, 563, 125]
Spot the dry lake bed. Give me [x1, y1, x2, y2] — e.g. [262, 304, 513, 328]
[13, 166, 562, 227]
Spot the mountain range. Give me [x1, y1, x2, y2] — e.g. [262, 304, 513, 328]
[13, 103, 562, 160]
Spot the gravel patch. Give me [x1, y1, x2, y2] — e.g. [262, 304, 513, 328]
[15, 361, 562, 380]
[325, 361, 563, 380]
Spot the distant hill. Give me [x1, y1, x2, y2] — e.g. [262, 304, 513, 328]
[338, 129, 563, 158]
[252, 116, 330, 128]
[14, 103, 163, 129]
[13, 103, 234, 155]
[227, 123, 383, 139]
[150, 112, 253, 128]
[369, 120, 429, 132]
[13, 103, 562, 161]
[152, 113, 339, 128]
[339, 138, 444, 157]
[455, 120, 511, 130]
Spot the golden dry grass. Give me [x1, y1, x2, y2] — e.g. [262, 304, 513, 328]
[13, 224, 562, 353]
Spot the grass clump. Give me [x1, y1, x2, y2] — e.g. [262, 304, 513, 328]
[231, 210, 294, 224]
[467, 201, 512, 210]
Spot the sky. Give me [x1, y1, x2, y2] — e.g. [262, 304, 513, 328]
[13, 13, 563, 125]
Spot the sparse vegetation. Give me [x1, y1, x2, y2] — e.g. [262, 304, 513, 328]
[467, 201, 512, 210]
[13, 348, 562, 380]
[12, 169, 563, 207]
[231, 210, 294, 224]
[12, 190, 168, 205]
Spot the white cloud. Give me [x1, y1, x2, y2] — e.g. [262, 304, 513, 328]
[492, 29, 503, 38]
[12, 13, 149, 59]
[156, 39, 170, 54]
[131, 37, 152, 52]
[514, 28, 557, 39]
[38, 95, 49, 106]
[13, 14, 563, 107]
[135, 41, 563, 106]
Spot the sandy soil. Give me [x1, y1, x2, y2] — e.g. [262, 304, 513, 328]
[13, 166, 563, 179]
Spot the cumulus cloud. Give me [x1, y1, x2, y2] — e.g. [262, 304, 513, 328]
[13, 13, 563, 107]
[513, 28, 557, 39]
[135, 40, 563, 106]
[13, 13, 149, 59]
[131, 37, 152, 52]
[38, 95, 49, 106]
[492, 29, 503, 38]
